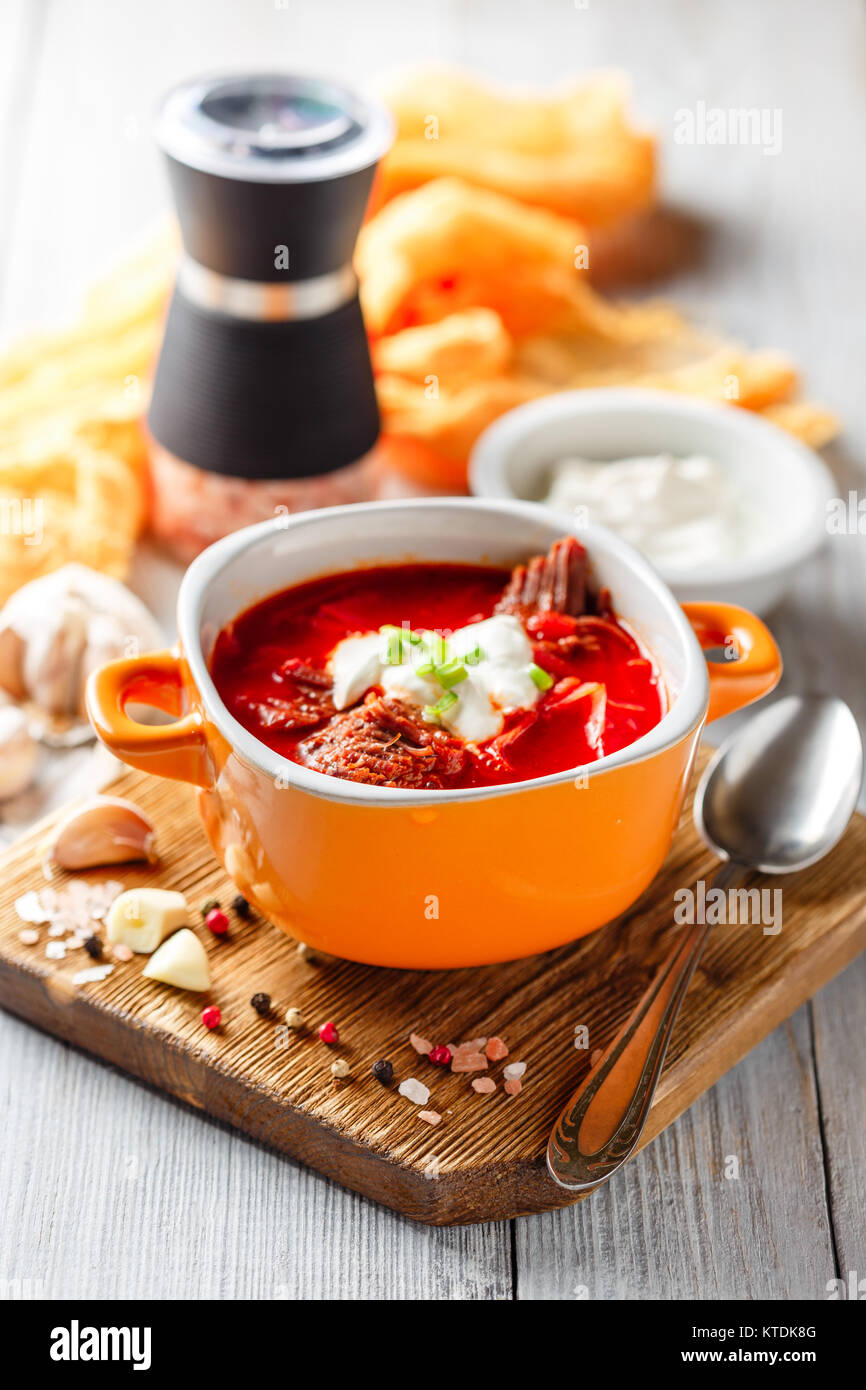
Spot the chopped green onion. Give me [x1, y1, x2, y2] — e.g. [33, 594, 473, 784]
[380, 624, 420, 665]
[415, 660, 436, 677]
[423, 690, 459, 723]
[463, 643, 486, 666]
[529, 662, 554, 691]
[421, 630, 451, 665]
[435, 658, 468, 689]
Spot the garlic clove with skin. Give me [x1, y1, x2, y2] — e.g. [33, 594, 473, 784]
[46, 796, 157, 872]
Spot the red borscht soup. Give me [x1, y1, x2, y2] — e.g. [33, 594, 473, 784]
[210, 537, 664, 791]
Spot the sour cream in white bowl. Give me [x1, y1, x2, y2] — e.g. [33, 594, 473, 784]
[469, 388, 836, 615]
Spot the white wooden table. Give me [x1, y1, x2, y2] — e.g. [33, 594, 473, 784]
[0, 0, 863, 1300]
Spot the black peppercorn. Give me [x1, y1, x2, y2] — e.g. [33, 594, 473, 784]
[231, 894, 252, 919]
[250, 992, 272, 1016]
[372, 1059, 393, 1085]
[84, 935, 103, 960]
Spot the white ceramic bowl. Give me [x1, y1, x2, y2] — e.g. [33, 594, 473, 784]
[469, 389, 836, 615]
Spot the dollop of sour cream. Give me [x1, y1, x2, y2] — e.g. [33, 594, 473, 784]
[329, 614, 543, 743]
[543, 453, 754, 571]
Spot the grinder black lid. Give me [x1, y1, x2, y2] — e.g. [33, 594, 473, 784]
[154, 73, 393, 281]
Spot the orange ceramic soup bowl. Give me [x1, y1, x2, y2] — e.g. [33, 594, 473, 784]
[86, 499, 781, 968]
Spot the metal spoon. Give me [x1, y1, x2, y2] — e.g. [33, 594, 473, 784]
[547, 694, 863, 1192]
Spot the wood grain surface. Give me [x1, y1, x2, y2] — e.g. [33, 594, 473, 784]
[1, 750, 863, 1225]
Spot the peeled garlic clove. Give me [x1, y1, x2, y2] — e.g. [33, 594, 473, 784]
[0, 705, 38, 800]
[143, 928, 211, 992]
[48, 796, 157, 870]
[106, 887, 188, 954]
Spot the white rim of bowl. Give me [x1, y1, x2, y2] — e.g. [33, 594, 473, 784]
[178, 497, 708, 806]
[469, 388, 836, 589]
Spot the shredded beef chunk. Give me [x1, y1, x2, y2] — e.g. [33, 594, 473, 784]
[298, 694, 467, 789]
[495, 536, 587, 620]
[239, 657, 335, 731]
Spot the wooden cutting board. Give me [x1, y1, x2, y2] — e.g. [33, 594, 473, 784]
[0, 750, 863, 1225]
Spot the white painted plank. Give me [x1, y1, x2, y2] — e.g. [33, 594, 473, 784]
[811, 955, 866, 1284]
[0, 0, 464, 332]
[0, 0, 44, 321]
[0, 1010, 512, 1299]
[515, 1009, 836, 1299]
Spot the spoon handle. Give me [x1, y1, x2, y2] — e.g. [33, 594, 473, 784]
[547, 860, 741, 1191]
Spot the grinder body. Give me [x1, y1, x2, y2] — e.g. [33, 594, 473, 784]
[147, 73, 393, 558]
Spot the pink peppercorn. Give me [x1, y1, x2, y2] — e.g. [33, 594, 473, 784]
[201, 1005, 221, 1030]
[318, 1020, 340, 1045]
[428, 1044, 452, 1067]
[206, 908, 230, 937]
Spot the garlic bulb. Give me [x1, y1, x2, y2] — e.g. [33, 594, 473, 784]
[0, 564, 162, 717]
[0, 705, 38, 799]
[0, 627, 25, 700]
[23, 598, 89, 716]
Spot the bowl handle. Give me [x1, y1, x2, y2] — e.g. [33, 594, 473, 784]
[86, 647, 213, 788]
[682, 602, 782, 723]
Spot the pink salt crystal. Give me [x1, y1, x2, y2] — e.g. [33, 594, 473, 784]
[18, 929, 39, 947]
[462, 1036, 487, 1050]
[417, 1110, 441, 1126]
[409, 1032, 432, 1054]
[485, 1036, 508, 1061]
[471, 1077, 496, 1095]
[503, 1061, 526, 1081]
[504, 1078, 523, 1097]
[451, 1049, 488, 1073]
[112, 943, 134, 962]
